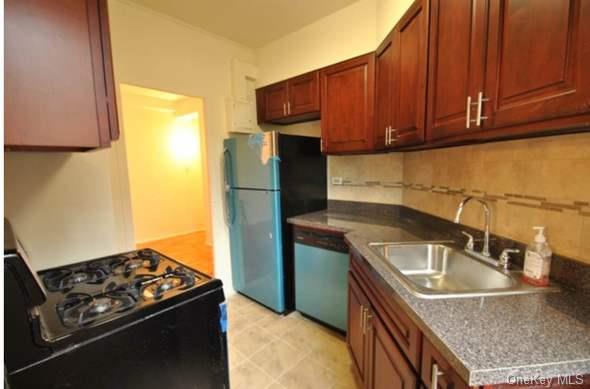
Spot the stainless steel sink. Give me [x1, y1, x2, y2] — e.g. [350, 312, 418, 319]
[368, 242, 558, 299]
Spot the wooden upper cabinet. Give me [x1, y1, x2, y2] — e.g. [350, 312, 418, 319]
[389, 0, 429, 148]
[260, 82, 289, 121]
[483, 0, 590, 134]
[256, 71, 320, 124]
[320, 53, 375, 154]
[288, 71, 320, 116]
[375, 32, 395, 150]
[426, 0, 488, 142]
[5, 0, 119, 150]
[366, 311, 417, 389]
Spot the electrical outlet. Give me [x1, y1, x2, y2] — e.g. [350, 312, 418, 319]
[331, 177, 343, 185]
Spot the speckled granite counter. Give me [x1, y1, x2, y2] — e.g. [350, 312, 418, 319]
[288, 208, 590, 386]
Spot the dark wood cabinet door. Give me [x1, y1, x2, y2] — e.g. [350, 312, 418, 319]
[347, 273, 370, 385]
[287, 71, 320, 116]
[366, 311, 417, 389]
[320, 53, 375, 154]
[5, 0, 118, 150]
[483, 0, 590, 134]
[375, 33, 395, 150]
[421, 338, 469, 389]
[390, 0, 429, 148]
[262, 82, 288, 121]
[426, 0, 488, 142]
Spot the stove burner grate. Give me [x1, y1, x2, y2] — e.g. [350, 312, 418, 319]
[57, 289, 137, 327]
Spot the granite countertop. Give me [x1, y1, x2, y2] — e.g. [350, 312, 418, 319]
[288, 210, 590, 386]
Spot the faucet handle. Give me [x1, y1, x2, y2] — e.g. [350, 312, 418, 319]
[499, 248, 520, 269]
[461, 231, 475, 251]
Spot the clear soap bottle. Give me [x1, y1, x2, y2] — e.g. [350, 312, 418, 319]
[522, 226, 552, 286]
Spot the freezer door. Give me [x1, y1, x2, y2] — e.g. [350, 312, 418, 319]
[223, 133, 280, 190]
[229, 189, 284, 312]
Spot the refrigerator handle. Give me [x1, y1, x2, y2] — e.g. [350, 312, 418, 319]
[223, 148, 235, 226]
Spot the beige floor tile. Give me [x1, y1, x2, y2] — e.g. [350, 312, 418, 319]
[259, 312, 303, 336]
[309, 334, 352, 376]
[232, 325, 276, 356]
[228, 343, 247, 368]
[230, 360, 274, 389]
[250, 338, 309, 379]
[278, 355, 339, 389]
[266, 382, 287, 389]
[228, 311, 256, 337]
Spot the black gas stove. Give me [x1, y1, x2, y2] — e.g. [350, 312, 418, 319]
[4, 221, 229, 389]
[36, 249, 210, 341]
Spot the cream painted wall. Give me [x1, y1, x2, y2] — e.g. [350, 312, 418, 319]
[376, 0, 414, 42]
[4, 151, 120, 270]
[256, 0, 377, 87]
[108, 0, 257, 292]
[120, 92, 208, 243]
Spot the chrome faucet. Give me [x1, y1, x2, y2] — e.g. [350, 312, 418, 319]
[454, 197, 491, 257]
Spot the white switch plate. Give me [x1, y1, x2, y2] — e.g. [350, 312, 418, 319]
[331, 177, 343, 185]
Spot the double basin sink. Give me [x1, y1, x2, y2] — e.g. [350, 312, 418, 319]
[368, 242, 557, 299]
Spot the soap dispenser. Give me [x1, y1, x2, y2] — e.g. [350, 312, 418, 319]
[522, 226, 552, 286]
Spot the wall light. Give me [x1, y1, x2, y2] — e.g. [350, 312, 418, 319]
[169, 117, 199, 165]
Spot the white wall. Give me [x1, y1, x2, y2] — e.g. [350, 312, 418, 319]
[4, 151, 120, 269]
[256, 0, 377, 87]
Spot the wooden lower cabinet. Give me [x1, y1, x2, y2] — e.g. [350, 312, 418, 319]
[421, 337, 469, 389]
[347, 273, 370, 384]
[366, 310, 418, 389]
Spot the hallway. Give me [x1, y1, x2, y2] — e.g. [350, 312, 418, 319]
[137, 231, 213, 275]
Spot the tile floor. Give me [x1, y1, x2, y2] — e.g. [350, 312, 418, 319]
[137, 231, 214, 275]
[227, 294, 360, 389]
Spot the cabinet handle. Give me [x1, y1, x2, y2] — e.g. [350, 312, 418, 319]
[287, 101, 291, 115]
[466, 96, 472, 128]
[360, 306, 366, 334]
[431, 363, 445, 388]
[475, 91, 489, 127]
[389, 128, 398, 144]
[283, 103, 287, 116]
[385, 126, 390, 146]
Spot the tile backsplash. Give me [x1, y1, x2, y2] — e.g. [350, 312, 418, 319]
[328, 132, 590, 265]
[328, 153, 404, 204]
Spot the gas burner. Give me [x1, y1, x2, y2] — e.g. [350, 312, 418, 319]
[139, 266, 198, 300]
[109, 249, 160, 275]
[57, 289, 137, 327]
[43, 264, 111, 292]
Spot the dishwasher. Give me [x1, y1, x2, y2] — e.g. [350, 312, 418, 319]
[293, 226, 349, 331]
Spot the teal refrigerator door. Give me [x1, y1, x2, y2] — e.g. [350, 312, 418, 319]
[294, 243, 349, 330]
[223, 133, 280, 190]
[229, 188, 284, 312]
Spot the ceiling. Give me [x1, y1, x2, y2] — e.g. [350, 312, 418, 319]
[128, 0, 359, 48]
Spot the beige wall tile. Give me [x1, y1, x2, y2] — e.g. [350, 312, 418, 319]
[328, 153, 404, 204]
[328, 133, 590, 263]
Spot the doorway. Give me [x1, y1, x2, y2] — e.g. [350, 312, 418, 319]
[119, 84, 213, 275]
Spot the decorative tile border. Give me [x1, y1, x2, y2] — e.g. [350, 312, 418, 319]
[330, 179, 590, 217]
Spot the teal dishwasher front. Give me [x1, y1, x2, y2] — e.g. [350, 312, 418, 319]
[294, 227, 349, 331]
